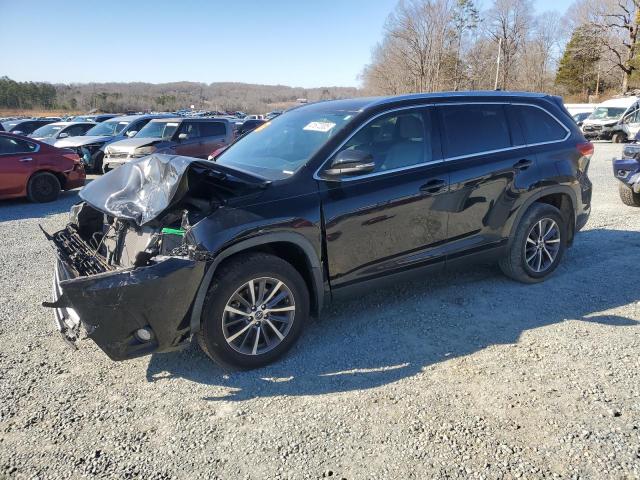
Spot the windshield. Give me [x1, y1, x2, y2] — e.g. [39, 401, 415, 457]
[217, 108, 356, 180]
[136, 121, 180, 140]
[590, 107, 627, 120]
[31, 124, 63, 138]
[86, 120, 129, 137]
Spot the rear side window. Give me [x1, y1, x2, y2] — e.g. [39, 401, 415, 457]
[0, 136, 38, 154]
[199, 121, 227, 137]
[516, 105, 568, 144]
[439, 104, 511, 158]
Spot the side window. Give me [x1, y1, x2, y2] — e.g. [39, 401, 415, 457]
[440, 104, 511, 158]
[516, 105, 568, 144]
[178, 122, 200, 139]
[129, 119, 149, 134]
[65, 124, 89, 137]
[0, 136, 37, 154]
[338, 109, 432, 173]
[199, 121, 227, 137]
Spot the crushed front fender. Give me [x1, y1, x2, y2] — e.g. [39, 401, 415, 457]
[46, 255, 207, 361]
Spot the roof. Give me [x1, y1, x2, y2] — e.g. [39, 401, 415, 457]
[148, 117, 231, 123]
[46, 121, 95, 127]
[597, 96, 639, 107]
[294, 91, 552, 114]
[107, 114, 173, 122]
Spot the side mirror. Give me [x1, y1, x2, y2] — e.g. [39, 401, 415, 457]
[58, 132, 69, 138]
[178, 133, 188, 141]
[126, 130, 137, 137]
[324, 150, 375, 178]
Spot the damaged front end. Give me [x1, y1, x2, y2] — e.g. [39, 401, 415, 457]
[42, 154, 268, 360]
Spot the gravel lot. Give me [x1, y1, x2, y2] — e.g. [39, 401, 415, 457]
[1, 143, 639, 479]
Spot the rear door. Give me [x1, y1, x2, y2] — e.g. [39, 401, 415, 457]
[438, 102, 537, 257]
[0, 136, 39, 196]
[318, 106, 450, 289]
[198, 121, 229, 157]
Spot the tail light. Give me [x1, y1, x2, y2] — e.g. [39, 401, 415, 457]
[576, 142, 594, 158]
[576, 142, 593, 173]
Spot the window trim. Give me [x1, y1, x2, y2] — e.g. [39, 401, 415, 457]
[314, 104, 440, 182]
[314, 101, 572, 182]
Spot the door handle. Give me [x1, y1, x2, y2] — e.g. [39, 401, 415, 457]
[19, 157, 33, 162]
[513, 159, 533, 171]
[420, 179, 447, 193]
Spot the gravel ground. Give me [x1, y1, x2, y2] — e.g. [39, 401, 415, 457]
[1, 143, 639, 480]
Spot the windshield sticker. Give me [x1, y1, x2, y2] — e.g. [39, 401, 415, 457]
[303, 121, 336, 133]
[166, 123, 179, 127]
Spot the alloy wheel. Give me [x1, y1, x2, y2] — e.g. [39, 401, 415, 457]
[221, 277, 295, 355]
[524, 218, 561, 273]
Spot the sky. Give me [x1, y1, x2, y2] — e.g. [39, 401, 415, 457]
[0, 0, 575, 89]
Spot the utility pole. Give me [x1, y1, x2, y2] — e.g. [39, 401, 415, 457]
[494, 37, 502, 90]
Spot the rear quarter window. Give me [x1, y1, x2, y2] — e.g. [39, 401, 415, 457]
[516, 105, 568, 144]
[439, 104, 512, 158]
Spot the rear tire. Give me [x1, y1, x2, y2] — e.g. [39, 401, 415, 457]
[27, 172, 61, 203]
[197, 253, 309, 370]
[499, 203, 567, 284]
[619, 183, 640, 207]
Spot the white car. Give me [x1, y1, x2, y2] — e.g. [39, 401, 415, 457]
[582, 96, 640, 143]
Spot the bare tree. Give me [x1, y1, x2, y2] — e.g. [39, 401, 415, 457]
[485, 0, 533, 90]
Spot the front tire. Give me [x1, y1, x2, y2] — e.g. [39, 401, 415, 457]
[499, 203, 567, 283]
[612, 132, 626, 144]
[27, 172, 61, 203]
[619, 183, 640, 207]
[197, 253, 309, 370]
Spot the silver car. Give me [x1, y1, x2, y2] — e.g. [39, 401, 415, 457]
[29, 121, 95, 145]
[55, 114, 171, 173]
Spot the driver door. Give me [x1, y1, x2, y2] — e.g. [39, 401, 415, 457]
[317, 106, 450, 290]
[622, 108, 640, 139]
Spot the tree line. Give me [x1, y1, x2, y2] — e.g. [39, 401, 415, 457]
[361, 0, 640, 102]
[0, 77, 358, 114]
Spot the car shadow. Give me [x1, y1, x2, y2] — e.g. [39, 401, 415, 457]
[145, 227, 640, 400]
[0, 189, 82, 222]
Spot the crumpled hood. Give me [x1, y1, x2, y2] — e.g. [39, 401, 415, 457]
[55, 135, 114, 148]
[582, 118, 619, 126]
[106, 137, 163, 154]
[79, 154, 269, 226]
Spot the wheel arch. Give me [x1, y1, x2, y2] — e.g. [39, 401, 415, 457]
[27, 169, 65, 191]
[505, 186, 577, 247]
[189, 233, 324, 333]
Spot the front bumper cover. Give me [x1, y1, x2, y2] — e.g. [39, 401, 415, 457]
[45, 239, 207, 361]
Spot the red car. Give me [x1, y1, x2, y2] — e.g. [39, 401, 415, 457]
[0, 133, 85, 202]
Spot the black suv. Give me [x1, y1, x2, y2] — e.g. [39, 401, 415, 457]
[45, 91, 593, 369]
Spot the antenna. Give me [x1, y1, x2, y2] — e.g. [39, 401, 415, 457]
[494, 37, 502, 91]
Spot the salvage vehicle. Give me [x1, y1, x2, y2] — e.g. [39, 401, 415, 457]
[102, 117, 233, 172]
[44, 92, 593, 369]
[2, 118, 57, 136]
[613, 141, 640, 206]
[55, 114, 170, 173]
[29, 121, 95, 145]
[0, 132, 85, 202]
[582, 96, 639, 143]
